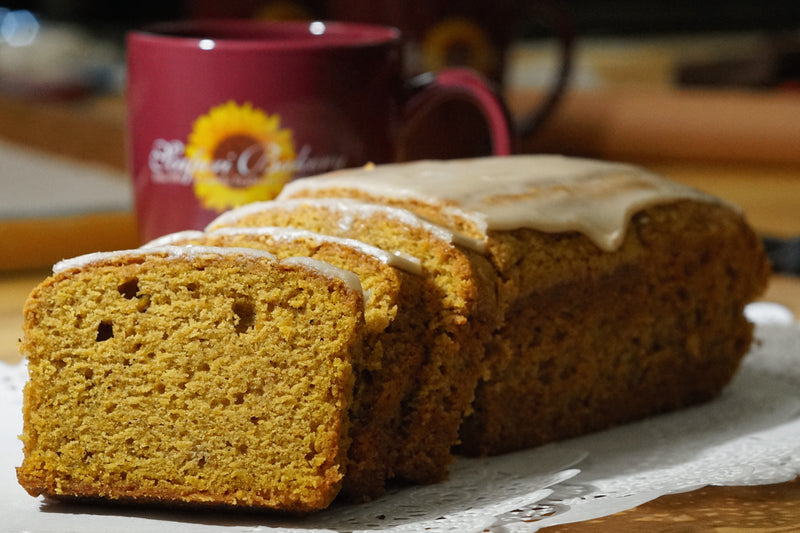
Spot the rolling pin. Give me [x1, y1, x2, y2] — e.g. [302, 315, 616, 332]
[510, 88, 800, 165]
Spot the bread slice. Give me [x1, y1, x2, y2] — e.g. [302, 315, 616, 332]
[17, 245, 365, 511]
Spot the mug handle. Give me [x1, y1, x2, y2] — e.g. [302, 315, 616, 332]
[514, 0, 576, 139]
[395, 67, 515, 161]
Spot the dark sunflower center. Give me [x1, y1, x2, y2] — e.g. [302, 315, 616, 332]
[212, 134, 266, 188]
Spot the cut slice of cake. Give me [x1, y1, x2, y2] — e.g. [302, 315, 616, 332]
[207, 198, 500, 484]
[17, 245, 365, 512]
[277, 155, 771, 455]
[146, 226, 429, 500]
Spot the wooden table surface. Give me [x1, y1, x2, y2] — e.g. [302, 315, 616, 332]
[1, 88, 800, 531]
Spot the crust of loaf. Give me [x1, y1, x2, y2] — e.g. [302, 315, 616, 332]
[476, 201, 766, 453]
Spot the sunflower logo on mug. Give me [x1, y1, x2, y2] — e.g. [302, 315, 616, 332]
[184, 101, 297, 211]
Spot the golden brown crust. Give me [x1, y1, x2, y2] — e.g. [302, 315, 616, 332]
[468, 201, 767, 454]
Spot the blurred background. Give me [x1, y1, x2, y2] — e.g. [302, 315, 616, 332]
[0, 0, 799, 270]
[1, 0, 798, 102]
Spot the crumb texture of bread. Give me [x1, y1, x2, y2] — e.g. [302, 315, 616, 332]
[17, 250, 364, 512]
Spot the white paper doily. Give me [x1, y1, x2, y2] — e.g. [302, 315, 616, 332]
[3, 318, 799, 533]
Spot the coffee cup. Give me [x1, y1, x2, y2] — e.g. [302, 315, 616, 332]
[127, 19, 514, 242]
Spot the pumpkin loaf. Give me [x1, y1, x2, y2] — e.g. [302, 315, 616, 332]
[17, 155, 770, 513]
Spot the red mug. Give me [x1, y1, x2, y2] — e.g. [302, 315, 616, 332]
[126, 19, 513, 242]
